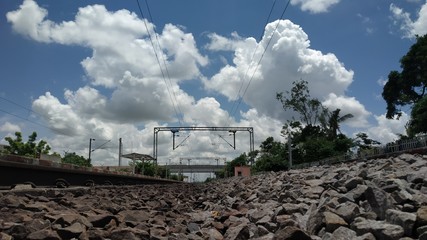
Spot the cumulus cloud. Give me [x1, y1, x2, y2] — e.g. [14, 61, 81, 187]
[6, 0, 207, 87]
[322, 93, 371, 128]
[5, 0, 245, 164]
[205, 32, 246, 51]
[366, 113, 410, 144]
[183, 98, 233, 126]
[5, 0, 385, 166]
[8, 0, 207, 125]
[32, 92, 86, 136]
[204, 19, 360, 124]
[291, 0, 341, 13]
[0, 122, 21, 133]
[390, 1, 427, 38]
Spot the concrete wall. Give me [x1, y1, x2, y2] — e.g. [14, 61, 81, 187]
[40, 153, 61, 163]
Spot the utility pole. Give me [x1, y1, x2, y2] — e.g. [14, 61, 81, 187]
[288, 135, 292, 169]
[89, 138, 95, 164]
[118, 138, 122, 166]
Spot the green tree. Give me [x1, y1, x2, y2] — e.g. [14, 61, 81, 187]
[253, 137, 288, 172]
[277, 79, 325, 126]
[135, 162, 156, 176]
[277, 80, 354, 164]
[170, 174, 184, 181]
[382, 34, 427, 119]
[353, 132, 381, 150]
[4, 132, 51, 158]
[214, 170, 225, 178]
[320, 109, 354, 140]
[222, 153, 248, 177]
[62, 152, 92, 167]
[407, 96, 427, 137]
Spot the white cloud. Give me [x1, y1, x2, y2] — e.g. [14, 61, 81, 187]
[366, 113, 410, 144]
[32, 92, 86, 136]
[8, 0, 207, 124]
[377, 76, 387, 87]
[204, 19, 357, 123]
[390, 2, 427, 38]
[291, 0, 341, 13]
[183, 98, 233, 126]
[0, 122, 21, 133]
[322, 93, 371, 128]
[205, 32, 246, 51]
[6, 0, 394, 167]
[6, 0, 207, 89]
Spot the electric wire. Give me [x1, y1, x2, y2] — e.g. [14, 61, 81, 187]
[136, 0, 184, 126]
[0, 108, 50, 131]
[229, 0, 292, 124]
[228, 0, 278, 119]
[0, 96, 41, 118]
[144, 0, 185, 125]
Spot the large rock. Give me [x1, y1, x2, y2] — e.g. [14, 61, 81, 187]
[57, 222, 85, 239]
[117, 210, 150, 227]
[273, 226, 311, 240]
[351, 217, 404, 240]
[363, 184, 396, 220]
[323, 211, 347, 233]
[26, 229, 61, 240]
[385, 209, 416, 236]
[87, 214, 118, 228]
[224, 223, 250, 240]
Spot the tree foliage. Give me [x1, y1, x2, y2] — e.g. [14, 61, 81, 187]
[62, 152, 91, 167]
[277, 80, 354, 164]
[252, 137, 287, 172]
[353, 132, 381, 150]
[382, 34, 427, 119]
[215, 153, 249, 178]
[4, 132, 51, 158]
[277, 80, 325, 126]
[407, 95, 427, 137]
[320, 109, 354, 140]
[134, 162, 170, 178]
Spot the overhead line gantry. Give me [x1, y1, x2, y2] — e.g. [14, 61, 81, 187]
[153, 127, 254, 164]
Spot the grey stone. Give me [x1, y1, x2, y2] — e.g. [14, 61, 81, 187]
[334, 201, 360, 223]
[323, 211, 347, 233]
[385, 209, 416, 236]
[344, 177, 364, 191]
[273, 226, 312, 240]
[363, 184, 396, 220]
[57, 222, 85, 239]
[118, 210, 150, 227]
[351, 217, 404, 240]
[224, 223, 250, 240]
[328, 226, 357, 240]
[26, 229, 61, 240]
[87, 214, 118, 228]
[417, 206, 427, 226]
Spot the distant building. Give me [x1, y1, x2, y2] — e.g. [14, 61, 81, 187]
[234, 166, 251, 177]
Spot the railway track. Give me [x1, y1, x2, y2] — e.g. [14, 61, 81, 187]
[0, 155, 179, 189]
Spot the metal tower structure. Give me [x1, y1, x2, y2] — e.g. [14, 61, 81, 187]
[153, 127, 254, 164]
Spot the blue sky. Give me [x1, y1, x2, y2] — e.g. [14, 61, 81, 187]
[1, 0, 426, 167]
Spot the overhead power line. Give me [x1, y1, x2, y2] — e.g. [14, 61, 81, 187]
[135, 0, 184, 126]
[229, 0, 292, 124]
[0, 96, 40, 117]
[228, 0, 278, 122]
